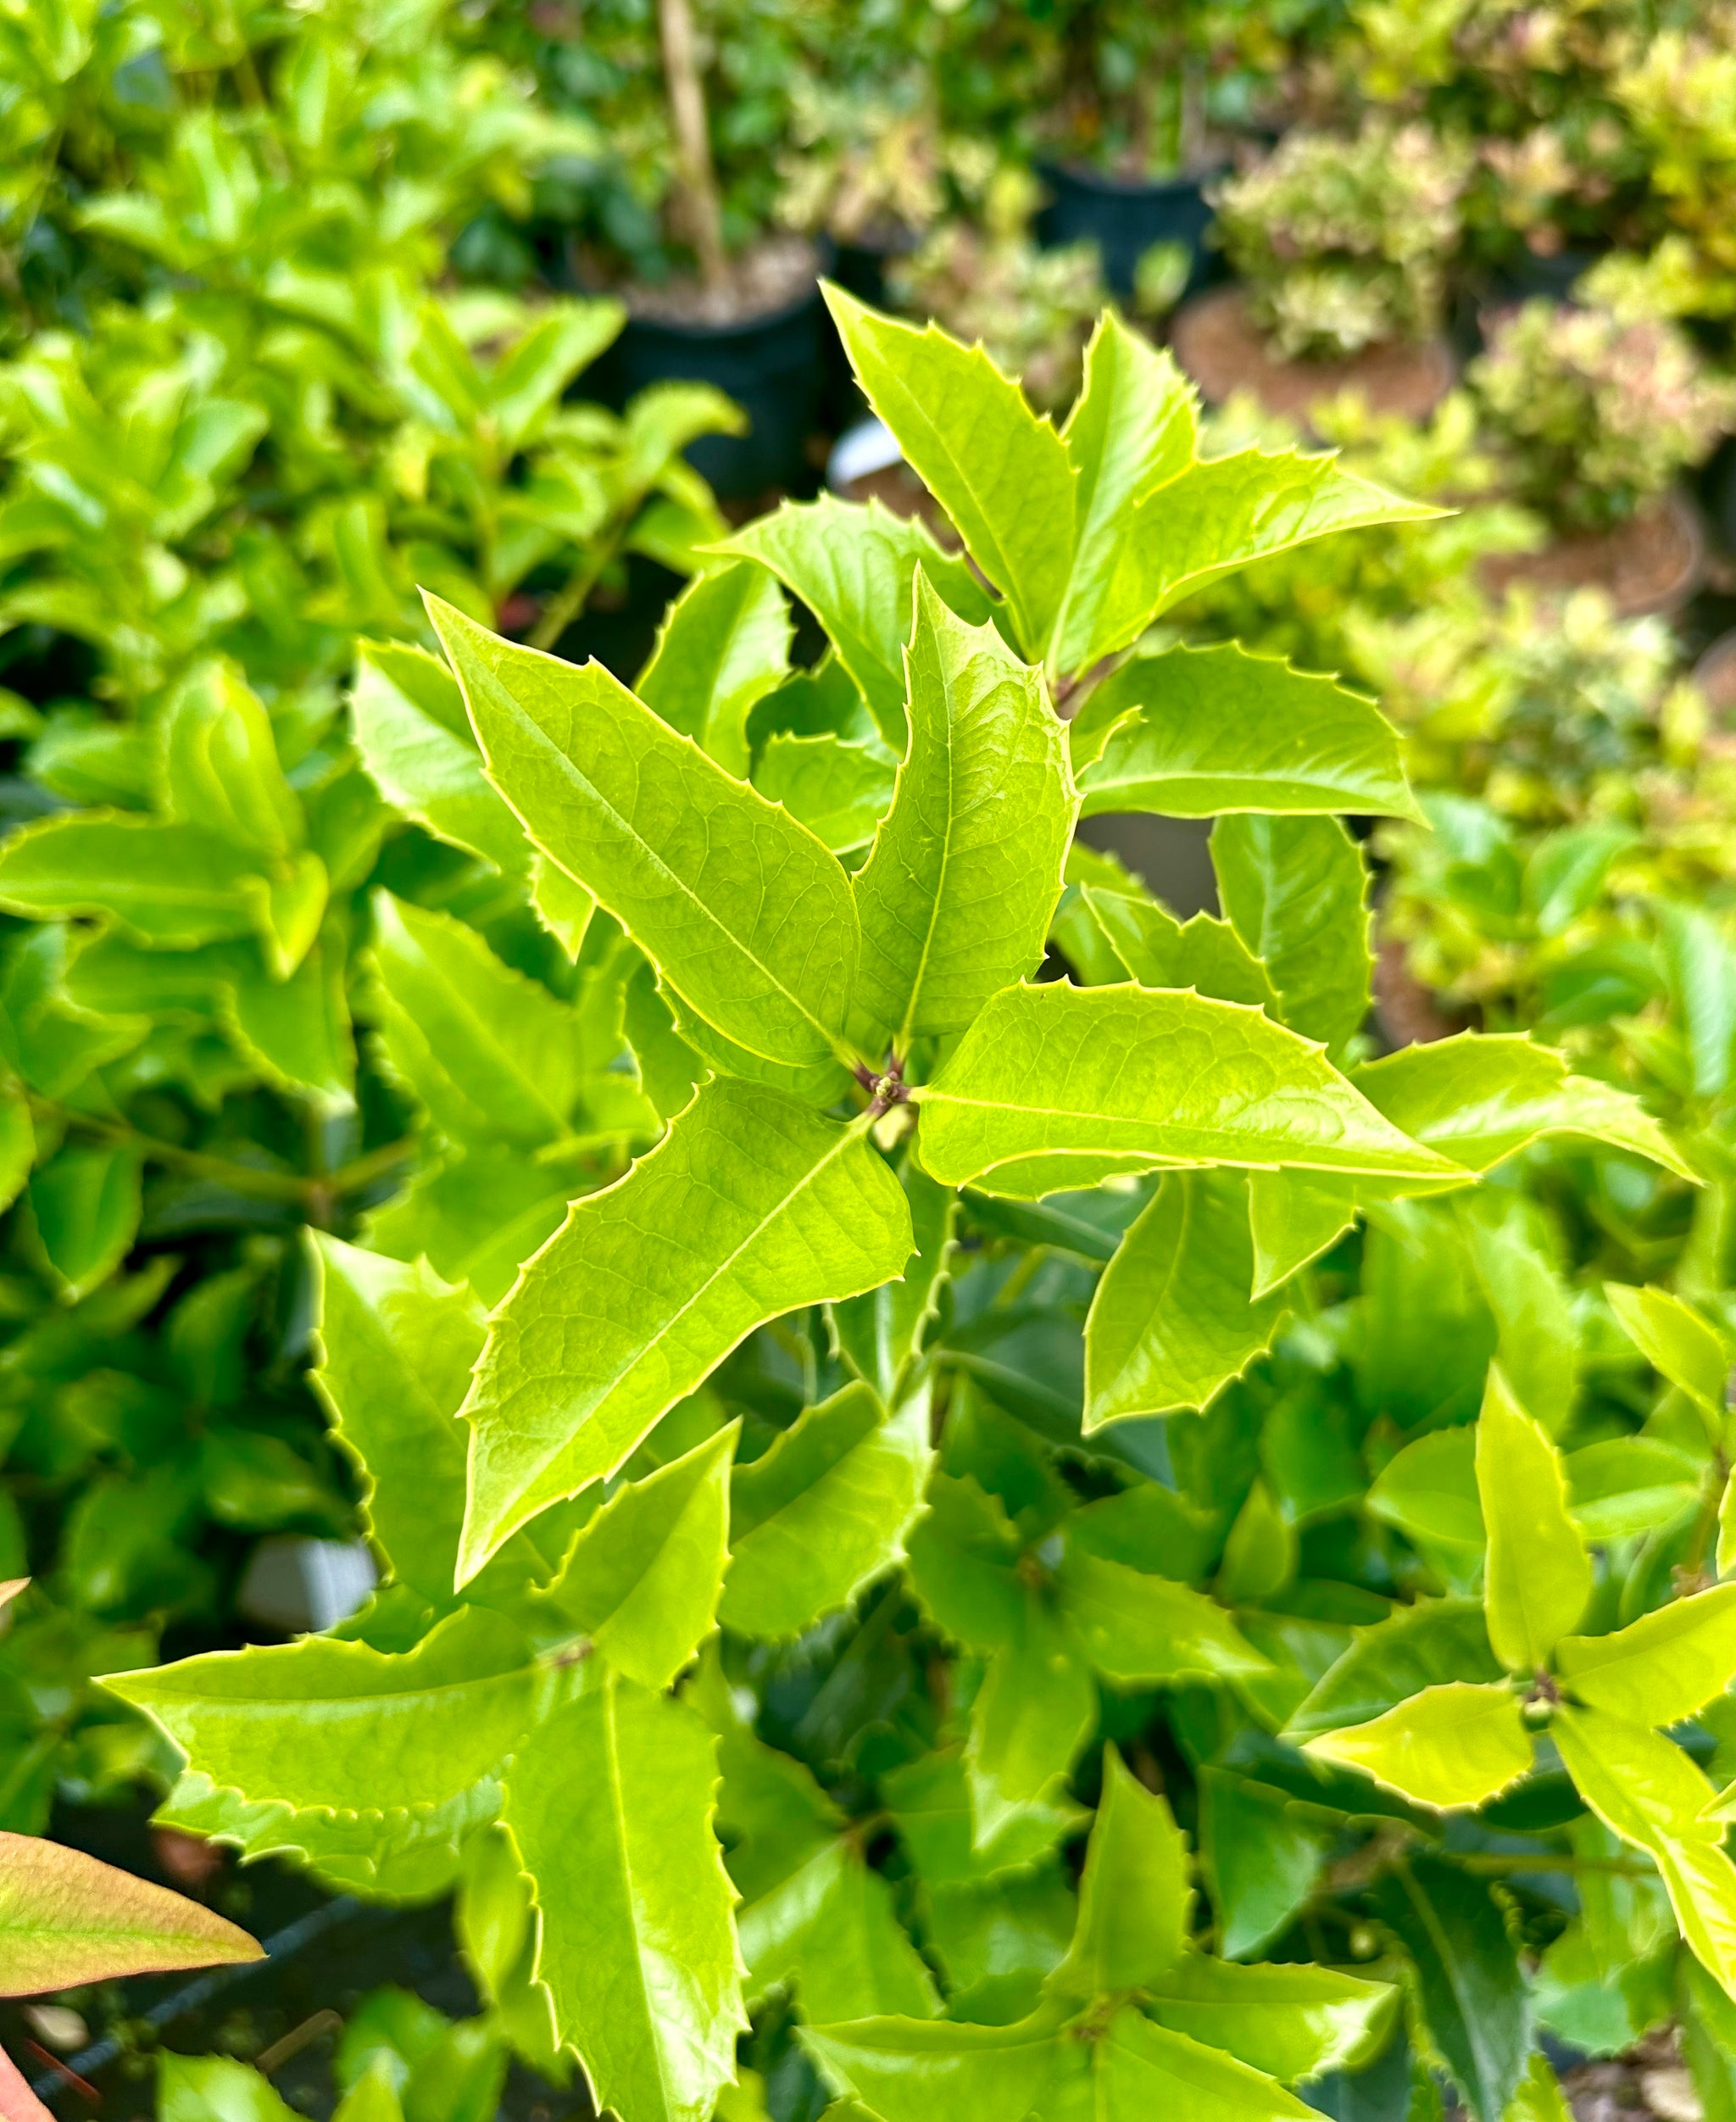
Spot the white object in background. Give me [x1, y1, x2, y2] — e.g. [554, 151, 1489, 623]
[827, 417, 902, 493]
[237, 1536, 376, 1634]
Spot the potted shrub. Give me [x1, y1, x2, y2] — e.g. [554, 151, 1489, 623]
[1471, 294, 1736, 614]
[1173, 119, 1470, 423]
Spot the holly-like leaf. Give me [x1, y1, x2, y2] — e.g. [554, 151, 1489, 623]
[1246, 1171, 1358, 1297]
[0, 815, 263, 949]
[754, 732, 896, 863]
[1365, 1427, 1484, 1591]
[1143, 1958, 1396, 2086]
[1555, 1585, 1736, 1730]
[1375, 1855, 1528, 2122]
[825, 286, 1077, 658]
[222, 929, 355, 1110]
[966, 1596, 1097, 1844]
[1051, 1746, 1190, 1999]
[1074, 881, 1277, 1011]
[804, 2008, 1076, 2122]
[1286, 1601, 1501, 1742]
[0, 1831, 260, 1993]
[349, 640, 531, 881]
[831, 1157, 958, 1401]
[1605, 1284, 1729, 1419]
[1051, 314, 1198, 679]
[1073, 646, 1420, 823]
[1084, 1169, 1286, 1426]
[721, 495, 994, 747]
[538, 1425, 736, 1689]
[1198, 1770, 1329, 1962]
[426, 597, 857, 1079]
[369, 892, 583, 1148]
[1350, 1034, 1694, 1181]
[850, 573, 1074, 1055]
[503, 1677, 745, 2122]
[458, 1080, 913, 1583]
[1475, 1365, 1590, 1676]
[1300, 1681, 1533, 1810]
[1056, 1549, 1271, 1685]
[738, 1835, 940, 2024]
[103, 1606, 552, 1814]
[910, 982, 1458, 1191]
[721, 1384, 932, 1639]
[1212, 815, 1372, 1056]
[635, 559, 791, 779]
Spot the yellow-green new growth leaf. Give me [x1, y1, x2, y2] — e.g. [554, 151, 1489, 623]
[720, 494, 995, 747]
[1475, 1365, 1591, 1674]
[824, 286, 1077, 658]
[1052, 1746, 1191, 1999]
[1246, 1171, 1359, 1297]
[1143, 1960, 1395, 2087]
[0, 1831, 261, 1994]
[158, 660, 303, 861]
[851, 573, 1074, 1055]
[635, 558, 791, 778]
[722, 1384, 932, 1639]
[1300, 1682, 1532, 1810]
[1351, 1033, 1694, 1180]
[1075, 882, 1277, 1011]
[103, 1605, 550, 1815]
[1074, 646, 1422, 823]
[0, 814, 264, 949]
[1605, 1284, 1729, 1418]
[910, 982, 1459, 1192]
[503, 1676, 745, 2122]
[1556, 1585, 1736, 1729]
[539, 1424, 736, 1689]
[737, 1835, 940, 2024]
[1212, 815, 1372, 1056]
[159, 2055, 303, 2122]
[1084, 1169, 1287, 1427]
[426, 596, 857, 1078]
[458, 1079, 913, 1584]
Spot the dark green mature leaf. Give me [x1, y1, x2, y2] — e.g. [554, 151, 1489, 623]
[1057, 1549, 1271, 1685]
[850, 573, 1074, 1055]
[825, 286, 1077, 658]
[721, 495, 995, 747]
[1212, 816, 1372, 1056]
[426, 597, 858, 1079]
[635, 559, 790, 778]
[458, 1081, 913, 1584]
[504, 1678, 745, 2122]
[103, 1607, 553, 1814]
[721, 1384, 931, 1639]
[1376, 1856, 1529, 2122]
[1198, 1770, 1329, 1962]
[910, 982, 1457, 1191]
[1074, 647, 1420, 823]
[1084, 1170, 1286, 1426]
[25, 1145, 142, 1301]
[538, 1425, 735, 1688]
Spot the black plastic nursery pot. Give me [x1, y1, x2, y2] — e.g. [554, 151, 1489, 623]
[1033, 160, 1222, 299]
[587, 282, 827, 504]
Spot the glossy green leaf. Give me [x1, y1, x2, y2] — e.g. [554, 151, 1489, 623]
[1475, 1365, 1590, 1674]
[1212, 815, 1371, 1056]
[1198, 1769, 1329, 1962]
[25, 1145, 141, 1301]
[504, 1677, 744, 2122]
[0, 1830, 260, 1993]
[1350, 1034, 1694, 1181]
[1053, 1746, 1190, 1998]
[721, 1384, 931, 1639]
[1460, 1194, 1577, 1439]
[458, 1080, 912, 1582]
[158, 661, 302, 861]
[1375, 1855, 1528, 2122]
[831, 1156, 958, 1401]
[222, 930, 355, 1109]
[0, 1089, 32, 1217]
[1143, 1958, 1396, 2086]
[426, 597, 857, 1078]
[1567, 1436, 1701, 1543]
[539, 1425, 735, 1688]
[1365, 1427, 1484, 1586]
[850, 573, 1074, 1054]
[911, 982, 1456, 1192]
[1075, 881, 1278, 1011]
[1052, 313, 1197, 678]
[1286, 1601, 1501, 1742]
[159, 2056, 303, 2122]
[636, 558, 790, 778]
[369, 892, 581, 1148]
[350, 640, 530, 881]
[1075, 646, 1419, 822]
[103, 1605, 550, 1813]
[826, 287, 1077, 657]
[1085, 1169, 1287, 1426]
[754, 732, 895, 862]
[1056, 1547, 1271, 1685]
[1605, 1284, 1729, 1417]
[1301, 1681, 1532, 1809]
[1084, 445, 1438, 666]
[721, 495, 994, 747]
[737, 1835, 939, 2024]
[803, 2008, 1077, 2122]
[1246, 1171, 1358, 1297]
[1555, 1585, 1736, 1729]
[967, 1596, 1097, 1843]
[0, 814, 262, 948]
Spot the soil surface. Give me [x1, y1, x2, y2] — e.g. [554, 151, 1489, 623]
[1479, 490, 1705, 619]
[615, 235, 819, 329]
[1170, 286, 1455, 423]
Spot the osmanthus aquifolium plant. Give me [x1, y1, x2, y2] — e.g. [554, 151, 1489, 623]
[99, 296, 1711, 2122]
